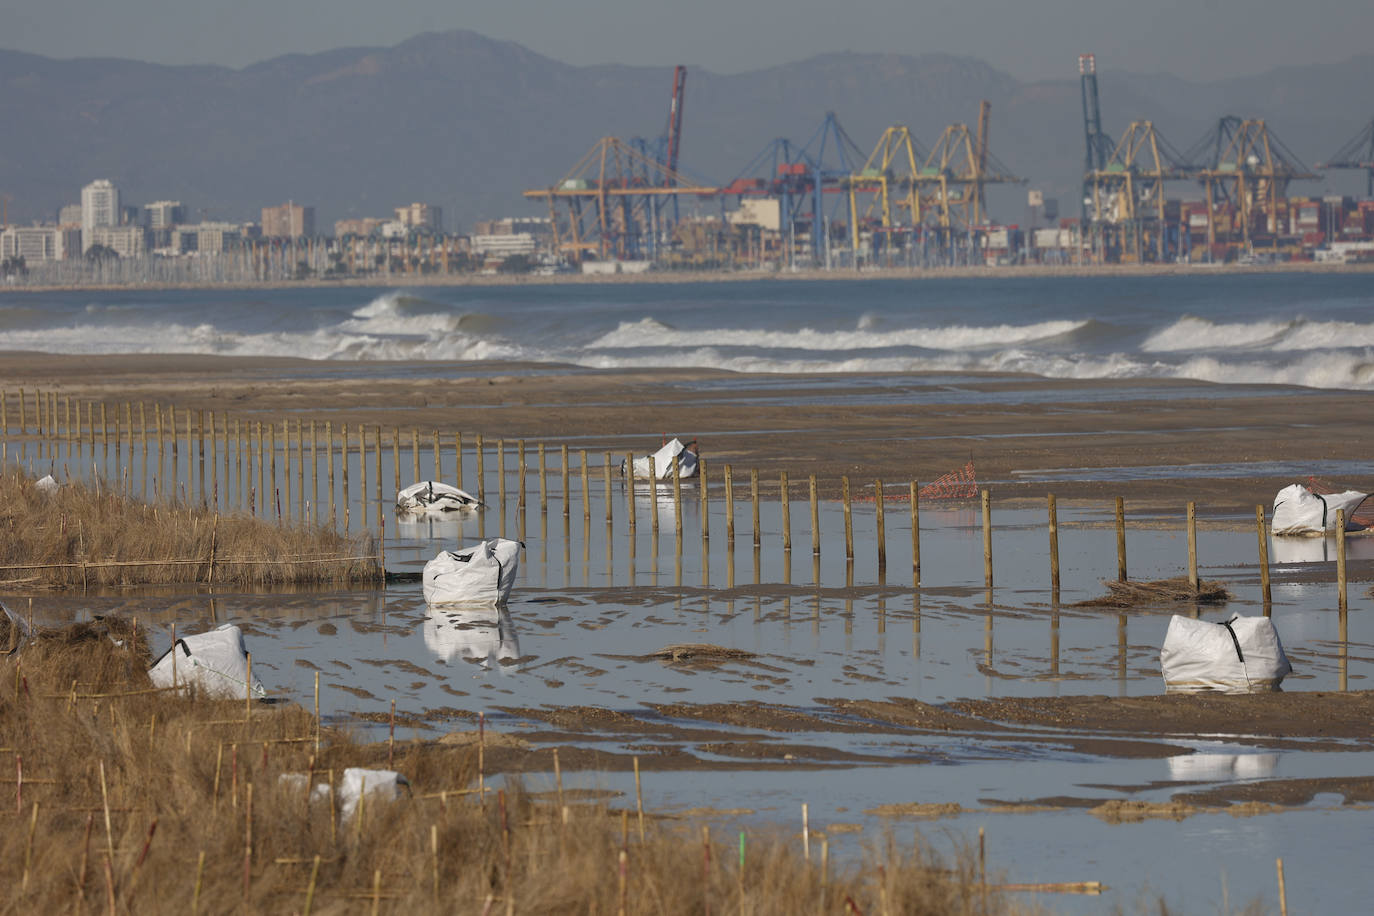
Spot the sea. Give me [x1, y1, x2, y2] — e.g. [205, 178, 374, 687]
[3, 271, 1374, 390]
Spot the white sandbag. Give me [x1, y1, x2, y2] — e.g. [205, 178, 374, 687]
[397, 481, 481, 513]
[147, 624, 267, 700]
[35, 474, 59, 493]
[1271, 484, 1368, 535]
[622, 438, 699, 480]
[339, 767, 409, 819]
[424, 606, 520, 667]
[422, 539, 522, 605]
[1160, 615, 1291, 693]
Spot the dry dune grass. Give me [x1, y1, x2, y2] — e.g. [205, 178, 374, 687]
[1073, 576, 1231, 609]
[0, 470, 381, 590]
[1, 621, 1031, 915]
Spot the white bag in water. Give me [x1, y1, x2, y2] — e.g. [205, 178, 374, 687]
[422, 539, 522, 605]
[622, 438, 699, 480]
[1160, 615, 1291, 693]
[148, 624, 267, 700]
[1271, 484, 1368, 535]
[396, 481, 481, 513]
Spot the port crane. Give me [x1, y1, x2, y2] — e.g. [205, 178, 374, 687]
[1317, 118, 1374, 198]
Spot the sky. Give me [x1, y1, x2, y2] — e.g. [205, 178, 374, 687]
[3, 0, 1373, 82]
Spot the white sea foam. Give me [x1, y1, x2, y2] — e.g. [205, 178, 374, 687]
[1144, 316, 1374, 353]
[587, 317, 1088, 351]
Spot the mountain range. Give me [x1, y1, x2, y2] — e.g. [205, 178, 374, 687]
[2, 30, 1371, 230]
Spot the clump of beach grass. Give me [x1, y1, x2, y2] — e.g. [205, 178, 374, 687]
[0, 619, 1031, 914]
[1074, 576, 1230, 608]
[0, 469, 380, 590]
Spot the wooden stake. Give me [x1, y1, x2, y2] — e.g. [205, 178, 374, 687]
[673, 458, 683, 543]
[1337, 508, 1348, 610]
[724, 464, 735, 544]
[1276, 857, 1288, 916]
[633, 756, 645, 842]
[1256, 505, 1271, 609]
[982, 489, 993, 588]
[314, 671, 321, 755]
[700, 458, 709, 543]
[875, 479, 886, 571]
[517, 439, 527, 510]
[99, 760, 114, 865]
[649, 456, 658, 533]
[476, 434, 485, 504]
[626, 453, 636, 530]
[1048, 494, 1060, 595]
[430, 825, 440, 903]
[303, 854, 321, 916]
[842, 476, 854, 560]
[1186, 501, 1198, 591]
[809, 475, 820, 556]
[603, 452, 613, 523]
[910, 481, 921, 587]
[538, 441, 547, 514]
[433, 428, 441, 481]
[1115, 496, 1128, 582]
[561, 444, 570, 518]
[580, 449, 590, 521]
[412, 428, 420, 483]
[750, 468, 761, 548]
[780, 471, 791, 552]
[801, 803, 810, 861]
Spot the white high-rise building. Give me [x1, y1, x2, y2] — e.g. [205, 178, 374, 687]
[81, 179, 119, 252]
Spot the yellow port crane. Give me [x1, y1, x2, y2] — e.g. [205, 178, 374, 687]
[846, 104, 1020, 257]
[1085, 121, 1192, 262]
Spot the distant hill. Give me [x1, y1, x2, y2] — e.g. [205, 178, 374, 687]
[1, 31, 1369, 229]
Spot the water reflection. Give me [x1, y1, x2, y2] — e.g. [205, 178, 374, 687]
[423, 606, 520, 669]
[1166, 752, 1278, 781]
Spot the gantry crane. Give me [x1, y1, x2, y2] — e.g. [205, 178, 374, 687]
[523, 137, 716, 262]
[915, 112, 1021, 233]
[846, 126, 927, 256]
[1316, 118, 1374, 198]
[1186, 117, 1319, 249]
[1078, 54, 1115, 227]
[1085, 121, 1192, 261]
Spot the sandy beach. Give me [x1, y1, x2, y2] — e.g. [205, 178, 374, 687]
[4, 351, 1372, 512]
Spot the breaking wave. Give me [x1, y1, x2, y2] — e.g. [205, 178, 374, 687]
[588, 317, 1089, 351]
[1144, 316, 1374, 353]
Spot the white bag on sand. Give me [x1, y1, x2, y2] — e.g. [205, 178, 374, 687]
[422, 539, 522, 605]
[622, 438, 698, 480]
[1160, 615, 1291, 693]
[396, 481, 481, 513]
[339, 767, 410, 819]
[1271, 484, 1368, 535]
[148, 624, 267, 700]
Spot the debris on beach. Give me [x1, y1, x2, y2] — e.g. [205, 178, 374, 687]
[1, 602, 34, 655]
[1272, 483, 1369, 536]
[396, 480, 482, 514]
[622, 437, 699, 480]
[147, 623, 267, 700]
[423, 539, 523, 605]
[279, 767, 411, 819]
[644, 643, 757, 664]
[34, 474, 60, 493]
[1073, 576, 1229, 608]
[918, 460, 978, 499]
[1160, 615, 1291, 693]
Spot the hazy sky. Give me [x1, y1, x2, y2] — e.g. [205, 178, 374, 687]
[4, 0, 1373, 82]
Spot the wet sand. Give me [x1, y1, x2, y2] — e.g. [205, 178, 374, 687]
[5, 351, 1373, 511]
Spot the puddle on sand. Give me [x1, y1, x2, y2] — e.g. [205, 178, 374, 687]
[17, 500, 1374, 915]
